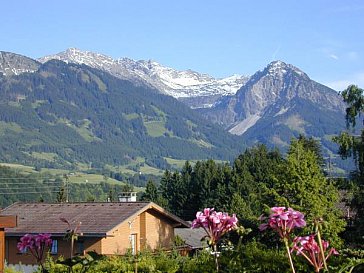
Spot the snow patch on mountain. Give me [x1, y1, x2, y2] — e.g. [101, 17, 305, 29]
[39, 48, 248, 103]
[0, 51, 40, 76]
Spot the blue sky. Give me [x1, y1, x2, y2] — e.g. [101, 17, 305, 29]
[1, 0, 363, 90]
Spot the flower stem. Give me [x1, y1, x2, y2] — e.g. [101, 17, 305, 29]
[213, 244, 219, 272]
[284, 238, 296, 273]
[316, 222, 328, 271]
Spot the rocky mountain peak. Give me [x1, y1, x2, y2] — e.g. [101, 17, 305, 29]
[201, 61, 345, 138]
[248, 60, 307, 84]
[0, 51, 40, 76]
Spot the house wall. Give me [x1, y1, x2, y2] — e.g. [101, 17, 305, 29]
[101, 215, 141, 255]
[100, 210, 175, 255]
[144, 210, 175, 250]
[5, 236, 102, 265]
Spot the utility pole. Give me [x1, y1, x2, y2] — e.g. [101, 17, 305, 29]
[63, 174, 69, 203]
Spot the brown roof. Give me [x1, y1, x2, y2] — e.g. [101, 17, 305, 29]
[0, 202, 189, 237]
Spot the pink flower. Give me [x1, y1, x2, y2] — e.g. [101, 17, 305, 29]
[17, 234, 34, 252]
[34, 233, 52, 249]
[192, 208, 238, 245]
[292, 234, 338, 272]
[259, 207, 306, 239]
[17, 233, 53, 265]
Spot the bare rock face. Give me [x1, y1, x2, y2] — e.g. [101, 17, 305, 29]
[200, 61, 345, 136]
[0, 51, 40, 76]
[39, 48, 249, 108]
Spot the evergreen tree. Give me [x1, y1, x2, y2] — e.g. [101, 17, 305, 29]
[231, 145, 282, 225]
[297, 134, 324, 168]
[141, 180, 159, 202]
[56, 185, 67, 203]
[268, 138, 345, 245]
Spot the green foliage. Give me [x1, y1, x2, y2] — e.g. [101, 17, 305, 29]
[231, 145, 283, 226]
[341, 85, 364, 129]
[4, 267, 23, 273]
[334, 84, 364, 245]
[221, 241, 291, 273]
[159, 160, 234, 220]
[267, 138, 345, 246]
[141, 180, 165, 206]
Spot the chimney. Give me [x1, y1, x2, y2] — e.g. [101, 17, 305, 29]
[118, 192, 137, 202]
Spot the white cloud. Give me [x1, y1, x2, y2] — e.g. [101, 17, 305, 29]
[329, 54, 339, 60]
[326, 72, 364, 91]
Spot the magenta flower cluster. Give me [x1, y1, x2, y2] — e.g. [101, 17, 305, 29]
[292, 235, 339, 272]
[17, 233, 52, 265]
[191, 208, 238, 245]
[259, 207, 306, 239]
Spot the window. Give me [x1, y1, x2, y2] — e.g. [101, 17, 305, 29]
[51, 240, 58, 255]
[129, 234, 137, 255]
[77, 241, 85, 255]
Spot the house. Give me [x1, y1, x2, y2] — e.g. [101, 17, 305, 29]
[0, 202, 189, 267]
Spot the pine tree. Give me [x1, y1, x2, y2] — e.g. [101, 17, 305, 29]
[269, 138, 345, 245]
[142, 180, 158, 202]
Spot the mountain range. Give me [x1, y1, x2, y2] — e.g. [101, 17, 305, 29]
[0, 48, 349, 172]
[0, 52, 244, 171]
[39, 48, 249, 109]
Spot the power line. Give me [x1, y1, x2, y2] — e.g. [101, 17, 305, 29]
[0, 177, 55, 180]
[1, 191, 61, 195]
[0, 181, 61, 185]
[0, 186, 62, 190]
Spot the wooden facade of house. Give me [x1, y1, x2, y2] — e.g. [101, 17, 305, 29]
[0, 202, 189, 266]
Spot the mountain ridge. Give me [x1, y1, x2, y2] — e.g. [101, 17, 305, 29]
[0, 49, 352, 172]
[0, 56, 244, 170]
[39, 48, 249, 108]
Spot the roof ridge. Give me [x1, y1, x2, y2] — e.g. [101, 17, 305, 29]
[11, 201, 151, 205]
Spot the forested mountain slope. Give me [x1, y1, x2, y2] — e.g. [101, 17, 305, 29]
[0, 57, 244, 169]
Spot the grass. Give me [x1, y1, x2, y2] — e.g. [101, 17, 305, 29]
[40, 168, 70, 176]
[140, 165, 164, 176]
[57, 118, 100, 142]
[31, 100, 47, 109]
[66, 173, 144, 191]
[108, 157, 165, 176]
[27, 152, 58, 161]
[164, 157, 188, 169]
[89, 72, 107, 92]
[123, 113, 140, 120]
[66, 173, 119, 184]
[151, 105, 166, 118]
[8, 101, 22, 108]
[0, 162, 144, 192]
[190, 138, 213, 148]
[144, 121, 167, 137]
[0, 163, 35, 175]
[0, 121, 22, 136]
